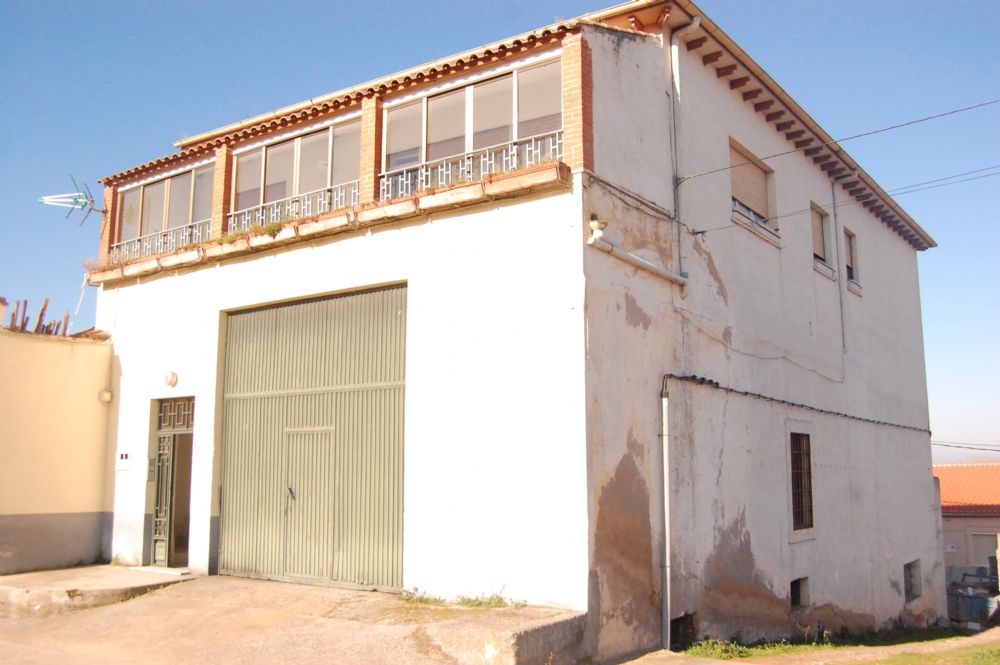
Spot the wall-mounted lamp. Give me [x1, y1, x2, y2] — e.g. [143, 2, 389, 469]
[98, 389, 113, 404]
[589, 214, 608, 241]
[164, 372, 178, 387]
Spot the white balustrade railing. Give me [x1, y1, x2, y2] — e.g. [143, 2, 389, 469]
[110, 219, 211, 263]
[379, 130, 563, 201]
[227, 181, 360, 235]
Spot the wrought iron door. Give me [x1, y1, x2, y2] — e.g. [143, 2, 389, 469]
[152, 397, 194, 567]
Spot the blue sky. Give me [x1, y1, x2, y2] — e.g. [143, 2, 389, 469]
[0, 1, 996, 461]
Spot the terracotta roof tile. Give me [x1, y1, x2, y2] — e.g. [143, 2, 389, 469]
[934, 463, 1000, 517]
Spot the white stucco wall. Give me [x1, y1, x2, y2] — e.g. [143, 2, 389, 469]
[661, 35, 945, 635]
[96, 189, 589, 610]
[578, 22, 945, 650]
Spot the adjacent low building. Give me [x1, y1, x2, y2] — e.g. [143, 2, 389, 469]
[86, 0, 945, 660]
[935, 463, 1000, 572]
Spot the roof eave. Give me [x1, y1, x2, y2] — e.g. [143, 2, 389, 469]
[672, 0, 935, 250]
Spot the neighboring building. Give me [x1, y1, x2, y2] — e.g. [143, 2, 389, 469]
[87, 0, 944, 660]
[935, 464, 1000, 571]
[0, 326, 114, 575]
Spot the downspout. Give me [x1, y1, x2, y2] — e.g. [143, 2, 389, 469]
[660, 375, 673, 650]
[830, 181, 848, 353]
[668, 16, 700, 281]
[662, 16, 700, 651]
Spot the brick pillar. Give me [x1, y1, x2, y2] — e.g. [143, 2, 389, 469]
[98, 183, 117, 265]
[561, 32, 594, 172]
[211, 144, 233, 239]
[359, 95, 383, 205]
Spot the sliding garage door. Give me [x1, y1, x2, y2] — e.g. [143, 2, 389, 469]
[219, 285, 406, 590]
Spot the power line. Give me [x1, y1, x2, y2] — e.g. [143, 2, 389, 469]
[689, 164, 1000, 236]
[887, 171, 1000, 196]
[933, 440, 1000, 449]
[932, 442, 1000, 453]
[678, 97, 1000, 183]
[887, 164, 1000, 192]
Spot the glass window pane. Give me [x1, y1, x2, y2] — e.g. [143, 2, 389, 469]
[386, 102, 422, 171]
[518, 60, 562, 138]
[140, 180, 165, 236]
[235, 150, 262, 212]
[264, 139, 295, 203]
[473, 75, 512, 149]
[119, 188, 141, 242]
[167, 172, 192, 230]
[427, 88, 465, 161]
[192, 166, 214, 222]
[298, 131, 329, 195]
[332, 120, 361, 185]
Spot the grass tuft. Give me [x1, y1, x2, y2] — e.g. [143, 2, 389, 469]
[456, 592, 509, 609]
[399, 588, 446, 605]
[682, 625, 968, 660]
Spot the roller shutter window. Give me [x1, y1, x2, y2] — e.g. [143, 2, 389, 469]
[844, 229, 857, 282]
[811, 207, 827, 262]
[730, 144, 769, 223]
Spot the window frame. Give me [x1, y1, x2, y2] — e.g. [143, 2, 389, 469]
[380, 57, 563, 175]
[903, 560, 921, 602]
[844, 228, 859, 284]
[729, 141, 773, 229]
[790, 577, 809, 609]
[117, 163, 215, 244]
[790, 431, 814, 532]
[231, 118, 361, 214]
[811, 204, 830, 265]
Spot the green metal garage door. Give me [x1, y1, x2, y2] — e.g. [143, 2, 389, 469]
[219, 285, 406, 590]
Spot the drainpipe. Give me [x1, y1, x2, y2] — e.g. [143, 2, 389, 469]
[660, 375, 673, 650]
[661, 17, 700, 651]
[668, 17, 701, 281]
[830, 181, 848, 353]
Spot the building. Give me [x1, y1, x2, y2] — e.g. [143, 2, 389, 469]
[87, 0, 945, 660]
[0, 323, 114, 575]
[935, 464, 1000, 571]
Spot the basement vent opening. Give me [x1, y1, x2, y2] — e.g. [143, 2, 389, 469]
[904, 560, 921, 602]
[670, 613, 696, 650]
[790, 577, 809, 609]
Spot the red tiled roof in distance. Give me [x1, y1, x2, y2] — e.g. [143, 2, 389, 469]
[933, 463, 1000, 517]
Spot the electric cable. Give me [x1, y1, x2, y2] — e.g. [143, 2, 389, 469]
[678, 97, 1000, 184]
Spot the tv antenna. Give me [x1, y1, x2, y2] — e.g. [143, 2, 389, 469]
[38, 176, 105, 225]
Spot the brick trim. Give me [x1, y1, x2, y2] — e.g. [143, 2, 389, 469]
[359, 96, 384, 205]
[99, 184, 118, 265]
[561, 32, 594, 171]
[211, 145, 233, 240]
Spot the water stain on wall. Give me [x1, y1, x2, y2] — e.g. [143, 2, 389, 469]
[697, 514, 878, 641]
[624, 293, 652, 331]
[592, 453, 659, 657]
[691, 239, 728, 305]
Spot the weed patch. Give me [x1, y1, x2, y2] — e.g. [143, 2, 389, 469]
[456, 593, 509, 609]
[399, 588, 445, 606]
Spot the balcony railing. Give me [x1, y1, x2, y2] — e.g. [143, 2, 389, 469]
[110, 219, 211, 263]
[379, 130, 563, 201]
[227, 181, 360, 235]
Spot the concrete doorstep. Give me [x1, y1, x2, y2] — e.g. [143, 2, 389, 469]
[0, 573, 587, 665]
[0, 564, 193, 619]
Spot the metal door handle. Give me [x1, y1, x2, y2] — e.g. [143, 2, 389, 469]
[287, 486, 296, 501]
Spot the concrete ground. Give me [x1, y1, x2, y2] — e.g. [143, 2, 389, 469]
[0, 572, 585, 665]
[0, 565, 193, 619]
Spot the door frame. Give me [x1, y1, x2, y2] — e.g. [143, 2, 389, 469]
[149, 396, 195, 567]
